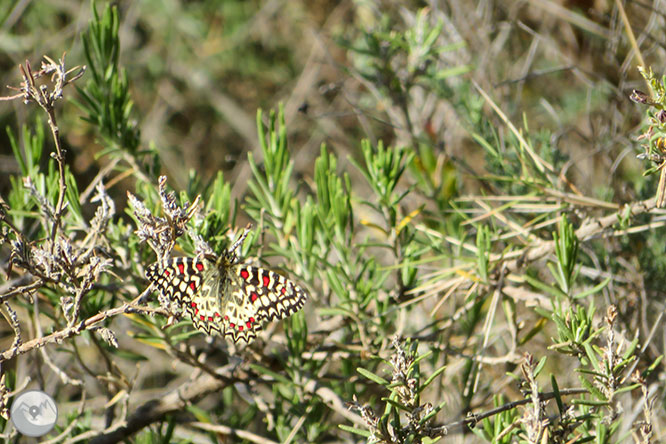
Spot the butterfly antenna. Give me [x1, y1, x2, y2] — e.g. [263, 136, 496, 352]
[228, 224, 252, 261]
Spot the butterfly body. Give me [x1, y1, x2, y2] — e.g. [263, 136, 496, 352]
[146, 252, 307, 343]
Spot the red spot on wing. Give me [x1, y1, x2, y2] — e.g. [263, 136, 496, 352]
[238, 326, 244, 331]
[165, 270, 170, 277]
[191, 302, 197, 308]
[200, 315, 205, 320]
[249, 317, 255, 323]
[190, 282, 196, 290]
[281, 287, 286, 294]
[240, 269, 249, 279]
[215, 312, 221, 317]
[229, 322, 235, 328]
[178, 263, 185, 274]
[251, 292, 258, 302]
[246, 321, 252, 329]
[208, 316, 213, 322]
[263, 275, 270, 287]
[196, 262, 204, 271]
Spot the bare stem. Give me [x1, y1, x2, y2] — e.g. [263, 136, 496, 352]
[46, 105, 67, 251]
[4, 55, 85, 252]
[0, 290, 160, 363]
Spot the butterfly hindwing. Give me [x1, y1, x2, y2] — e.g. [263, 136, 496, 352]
[192, 262, 264, 343]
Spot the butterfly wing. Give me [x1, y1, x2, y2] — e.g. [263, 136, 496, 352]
[215, 273, 265, 343]
[235, 265, 308, 322]
[145, 257, 204, 308]
[216, 265, 307, 343]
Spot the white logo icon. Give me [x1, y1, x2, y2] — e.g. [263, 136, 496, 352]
[10, 389, 58, 437]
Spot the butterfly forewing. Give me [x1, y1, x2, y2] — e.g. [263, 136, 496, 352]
[145, 256, 308, 344]
[236, 266, 308, 322]
[145, 257, 203, 307]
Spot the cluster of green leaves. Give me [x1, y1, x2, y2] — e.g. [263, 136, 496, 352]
[78, 1, 140, 155]
[239, 106, 435, 441]
[343, 339, 447, 444]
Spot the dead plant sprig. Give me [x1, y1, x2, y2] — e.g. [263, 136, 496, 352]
[2, 55, 85, 250]
[519, 353, 548, 444]
[631, 370, 654, 444]
[128, 175, 201, 263]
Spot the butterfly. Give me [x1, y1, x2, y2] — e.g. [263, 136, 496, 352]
[146, 232, 307, 343]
